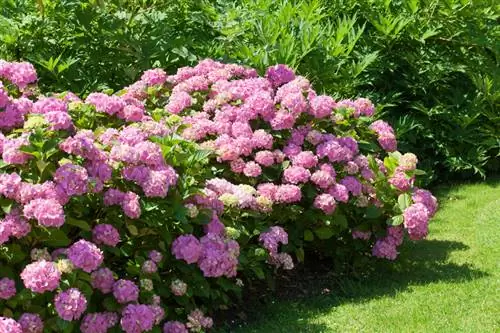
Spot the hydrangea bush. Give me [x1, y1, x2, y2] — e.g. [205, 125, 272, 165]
[0, 59, 437, 332]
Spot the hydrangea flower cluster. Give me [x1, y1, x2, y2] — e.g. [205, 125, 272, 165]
[0, 58, 437, 331]
[172, 232, 240, 278]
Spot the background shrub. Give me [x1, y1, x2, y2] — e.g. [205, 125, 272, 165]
[0, 0, 216, 93]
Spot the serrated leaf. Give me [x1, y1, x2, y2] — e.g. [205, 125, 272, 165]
[43, 229, 71, 247]
[398, 193, 412, 211]
[296, 247, 305, 262]
[126, 224, 138, 236]
[304, 229, 314, 241]
[387, 215, 404, 226]
[364, 205, 382, 219]
[333, 213, 348, 228]
[66, 217, 91, 231]
[315, 226, 334, 240]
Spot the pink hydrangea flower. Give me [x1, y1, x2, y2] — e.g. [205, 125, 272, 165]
[265, 64, 295, 87]
[149, 250, 163, 263]
[32, 97, 67, 114]
[372, 227, 404, 260]
[389, 171, 413, 192]
[163, 321, 188, 333]
[142, 260, 157, 274]
[0, 60, 37, 88]
[313, 194, 336, 214]
[91, 268, 115, 294]
[198, 234, 239, 278]
[113, 279, 139, 304]
[67, 240, 104, 273]
[80, 312, 118, 333]
[0, 277, 16, 299]
[122, 191, 141, 219]
[243, 161, 262, 177]
[186, 309, 213, 331]
[283, 166, 310, 184]
[0, 317, 22, 333]
[20, 260, 61, 293]
[170, 279, 187, 296]
[18, 313, 43, 333]
[259, 226, 288, 255]
[292, 151, 318, 168]
[328, 183, 349, 202]
[54, 163, 89, 196]
[141, 68, 167, 86]
[92, 224, 120, 247]
[352, 230, 372, 240]
[403, 203, 430, 240]
[85, 93, 125, 115]
[275, 185, 302, 203]
[54, 288, 87, 321]
[412, 188, 438, 217]
[44, 111, 73, 130]
[172, 235, 201, 264]
[23, 198, 65, 227]
[340, 176, 362, 196]
[120, 304, 155, 333]
[255, 150, 275, 167]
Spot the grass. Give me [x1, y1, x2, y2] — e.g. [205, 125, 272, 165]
[230, 180, 500, 333]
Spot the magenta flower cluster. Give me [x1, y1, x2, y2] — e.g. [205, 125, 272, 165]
[0, 58, 437, 331]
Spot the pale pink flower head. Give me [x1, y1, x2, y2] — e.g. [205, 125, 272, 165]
[20, 260, 61, 293]
[141, 68, 167, 86]
[403, 203, 430, 240]
[313, 193, 336, 214]
[23, 198, 65, 228]
[0, 317, 22, 333]
[283, 166, 310, 184]
[275, 185, 302, 203]
[243, 161, 262, 177]
[142, 260, 158, 274]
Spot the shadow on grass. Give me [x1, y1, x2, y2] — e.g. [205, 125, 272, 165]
[228, 238, 488, 332]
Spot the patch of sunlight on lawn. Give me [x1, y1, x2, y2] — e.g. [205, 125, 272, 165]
[233, 180, 500, 333]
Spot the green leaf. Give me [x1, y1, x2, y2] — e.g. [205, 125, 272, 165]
[43, 229, 71, 247]
[333, 213, 348, 228]
[364, 205, 382, 219]
[387, 215, 404, 226]
[295, 247, 305, 263]
[398, 193, 412, 211]
[126, 224, 139, 236]
[314, 226, 335, 240]
[66, 218, 91, 231]
[0, 198, 14, 214]
[413, 169, 427, 175]
[254, 248, 266, 258]
[304, 229, 314, 241]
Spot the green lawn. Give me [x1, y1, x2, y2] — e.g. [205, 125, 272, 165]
[232, 180, 500, 333]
